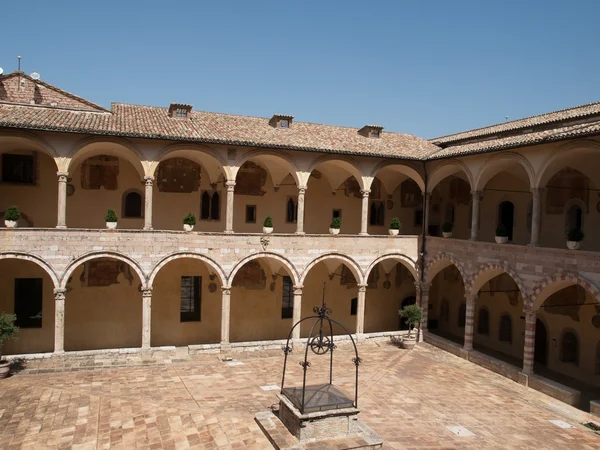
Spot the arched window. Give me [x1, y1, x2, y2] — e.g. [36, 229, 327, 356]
[477, 308, 489, 335]
[560, 331, 579, 365]
[498, 314, 512, 343]
[457, 302, 466, 328]
[497, 201, 515, 241]
[440, 299, 450, 322]
[201, 192, 210, 220]
[122, 191, 143, 218]
[210, 192, 220, 220]
[445, 203, 455, 225]
[565, 201, 583, 236]
[596, 341, 600, 375]
[286, 198, 296, 223]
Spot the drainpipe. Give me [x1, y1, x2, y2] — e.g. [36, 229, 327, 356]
[417, 161, 428, 342]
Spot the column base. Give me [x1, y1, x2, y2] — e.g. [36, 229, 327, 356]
[143, 227, 153, 231]
[527, 243, 539, 247]
[55, 225, 67, 229]
[53, 350, 65, 355]
[358, 232, 369, 236]
[224, 230, 234, 235]
[294, 231, 305, 235]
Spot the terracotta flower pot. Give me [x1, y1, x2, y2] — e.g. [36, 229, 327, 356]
[402, 336, 417, 350]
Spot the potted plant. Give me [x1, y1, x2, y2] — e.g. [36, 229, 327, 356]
[263, 216, 273, 234]
[0, 313, 19, 379]
[495, 224, 509, 244]
[398, 304, 423, 350]
[329, 217, 341, 235]
[105, 208, 118, 230]
[183, 213, 196, 232]
[388, 217, 401, 236]
[566, 227, 584, 250]
[4, 206, 20, 228]
[442, 222, 453, 238]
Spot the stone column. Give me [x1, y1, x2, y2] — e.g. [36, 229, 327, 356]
[54, 288, 66, 353]
[356, 284, 367, 335]
[56, 172, 68, 229]
[220, 286, 231, 345]
[295, 187, 306, 235]
[470, 190, 482, 241]
[359, 189, 370, 236]
[292, 286, 303, 339]
[225, 181, 236, 234]
[530, 188, 542, 246]
[423, 192, 431, 235]
[142, 288, 152, 350]
[522, 311, 537, 374]
[418, 282, 431, 334]
[143, 176, 154, 231]
[463, 294, 476, 351]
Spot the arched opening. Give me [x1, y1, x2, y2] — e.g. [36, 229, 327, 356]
[477, 308, 490, 336]
[122, 190, 143, 219]
[229, 256, 298, 342]
[0, 258, 56, 354]
[150, 257, 223, 346]
[497, 201, 515, 241]
[399, 296, 417, 330]
[498, 314, 513, 343]
[564, 201, 583, 238]
[560, 330, 579, 365]
[428, 264, 466, 345]
[63, 257, 143, 351]
[428, 175, 471, 238]
[534, 319, 548, 366]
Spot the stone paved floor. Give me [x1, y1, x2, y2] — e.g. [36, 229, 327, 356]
[1, 342, 599, 449]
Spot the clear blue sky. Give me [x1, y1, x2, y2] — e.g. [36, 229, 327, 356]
[1, 1, 599, 138]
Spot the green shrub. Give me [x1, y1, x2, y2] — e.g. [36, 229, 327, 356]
[105, 208, 118, 223]
[398, 304, 423, 337]
[0, 313, 18, 359]
[567, 227, 584, 242]
[495, 224, 509, 237]
[4, 206, 20, 222]
[389, 217, 401, 230]
[330, 217, 341, 229]
[263, 216, 273, 227]
[183, 213, 196, 226]
[442, 222, 453, 233]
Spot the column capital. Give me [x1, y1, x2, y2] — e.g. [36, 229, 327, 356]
[225, 180, 236, 190]
[57, 171, 69, 182]
[144, 175, 154, 185]
[416, 281, 431, 293]
[53, 288, 67, 300]
[360, 189, 370, 197]
[293, 286, 303, 295]
[531, 187, 543, 195]
[424, 191, 432, 199]
[221, 286, 232, 295]
[142, 287, 152, 298]
[471, 190, 482, 197]
[297, 186, 307, 195]
[357, 284, 368, 292]
[525, 310, 536, 321]
[466, 294, 477, 305]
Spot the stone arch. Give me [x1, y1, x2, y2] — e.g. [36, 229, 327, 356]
[536, 139, 600, 188]
[424, 252, 467, 285]
[0, 129, 59, 159]
[300, 252, 364, 285]
[148, 252, 227, 288]
[228, 252, 300, 287]
[427, 159, 474, 193]
[0, 252, 60, 288]
[153, 143, 228, 184]
[474, 151, 535, 191]
[369, 160, 425, 193]
[467, 263, 527, 302]
[307, 155, 365, 191]
[530, 272, 600, 312]
[234, 149, 300, 187]
[67, 136, 146, 179]
[60, 251, 146, 289]
[364, 253, 418, 283]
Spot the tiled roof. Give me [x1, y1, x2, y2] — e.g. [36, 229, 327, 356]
[428, 119, 600, 159]
[431, 101, 600, 145]
[0, 102, 440, 159]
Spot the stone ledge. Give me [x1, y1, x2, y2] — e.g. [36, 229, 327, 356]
[591, 400, 600, 417]
[527, 374, 581, 407]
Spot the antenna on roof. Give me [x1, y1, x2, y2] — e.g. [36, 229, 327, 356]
[17, 56, 21, 71]
[30, 72, 40, 80]
[505, 116, 509, 121]
[0, 67, 4, 76]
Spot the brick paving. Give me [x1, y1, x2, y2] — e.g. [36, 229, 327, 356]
[0, 342, 599, 449]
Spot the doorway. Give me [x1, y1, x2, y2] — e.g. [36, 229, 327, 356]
[399, 296, 416, 330]
[534, 319, 547, 365]
[498, 201, 515, 241]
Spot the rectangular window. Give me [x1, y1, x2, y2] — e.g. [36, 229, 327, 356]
[281, 276, 294, 319]
[332, 209, 342, 219]
[180, 276, 201, 322]
[245, 205, 256, 223]
[14, 278, 43, 328]
[350, 297, 358, 316]
[2, 154, 35, 184]
[175, 108, 187, 119]
[286, 197, 297, 223]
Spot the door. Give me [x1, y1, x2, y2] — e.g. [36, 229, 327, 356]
[534, 319, 547, 365]
[399, 296, 416, 330]
[498, 201, 515, 241]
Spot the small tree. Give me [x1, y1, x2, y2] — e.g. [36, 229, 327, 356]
[495, 223, 508, 237]
[398, 304, 423, 338]
[567, 227, 584, 242]
[0, 313, 19, 361]
[330, 217, 341, 229]
[105, 208, 118, 223]
[263, 216, 273, 227]
[4, 206, 20, 222]
[442, 222, 453, 233]
[183, 213, 197, 226]
[389, 217, 401, 230]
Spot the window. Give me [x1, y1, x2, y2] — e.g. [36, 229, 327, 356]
[14, 278, 43, 328]
[560, 331, 578, 365]
[498, 314, 512, 343]
[457, 302, 466, 328]
[477, 308, 489, 335]
[332, 209, 342, 219]
[201, 191, 220, 220]
[175, 108, 187, 119]
[123, 191, 143, 218]
[350, 297, 358, 316]
[414, 210, 423, 227]
[440, 299, 449, 322]
[369, 201, 385, 226]
[201, 192, 210, 220]
[245, 205, 256, 223]
[370, 130, 380, 138]
[180, 276, 201, 322]
[281, 276, 294, 319]
[280, 119, 289, 128]
[286, 198, 297, 223]
[497, 201, 515, 241]
[527, 201, 533, 234]
[2, 154, 35, 184]
[211, 192, 220, 220]
[565, 202, 583, 236]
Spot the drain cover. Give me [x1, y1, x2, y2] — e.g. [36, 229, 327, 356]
[446, 426, 475, 436]
[548, 420, 574, 429]
[227, 361, 244, 366]
[260, 385, 280, 391]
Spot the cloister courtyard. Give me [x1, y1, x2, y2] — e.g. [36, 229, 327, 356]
[0, 342, 598, 450]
